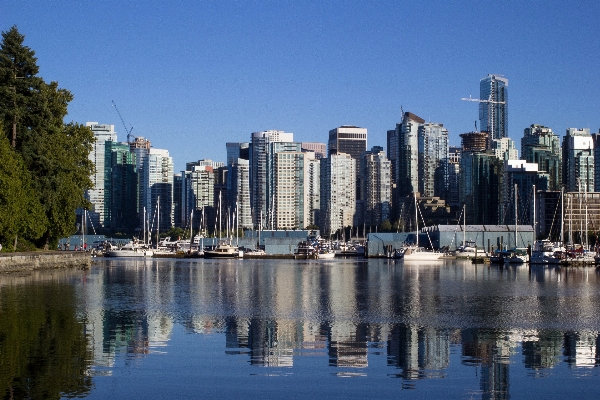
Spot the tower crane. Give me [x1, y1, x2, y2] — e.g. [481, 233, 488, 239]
[461, 94, 505, 140]
[111, 100, 135, 143]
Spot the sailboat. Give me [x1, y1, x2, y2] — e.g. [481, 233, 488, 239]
[504, 184, 529, 264]
[402, 196, 444, 261]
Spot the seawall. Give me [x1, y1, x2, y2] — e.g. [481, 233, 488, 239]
[0, 251, 91, 273]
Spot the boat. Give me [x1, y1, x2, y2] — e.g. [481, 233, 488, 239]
[530, 239, 562, 265]
[204, 241, 243, 258]
[105, 240, 154, 257]
[401, 197, 443, 261]
[317, 249, 336, 259]
[504, 247, 529, 264]
[294, 241, 317, 259]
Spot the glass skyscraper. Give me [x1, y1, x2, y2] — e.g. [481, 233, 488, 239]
[479, 74, 508, 141]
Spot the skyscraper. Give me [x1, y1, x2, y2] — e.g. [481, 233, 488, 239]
[479, 74, 508, 141]
[396, 112, 424, 198]
[85, 122, 117, 228]
[320, 153, 356, 236]
[105, 141, 138, 231]
[418, 122, 449, 198]
[521, 124, 562, 190]
[361, 146, 391, 227]
[562, 128, 594, 193]
[250, 130, 294, 228]
[145, 148, 174, 231]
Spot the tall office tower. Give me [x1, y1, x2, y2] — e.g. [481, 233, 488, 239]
[301, 142, 327, 159]
[181, 165, 215, 233]
[396, 113, 424, 198]
[328, 126, 367, 200]
[129, 136, 152, 228]
[214, 165, 229, 234]
[491, 138, 518, 160]
[594, 132, 600, 192]
[479, 74, 508, 141]
[502, 160, 549, 226]
[521, 124, 562, 190]
[226, 142, 250, 166]
[418, 122, 449, 198]
[145, 148, 174, 231]
[250, 130, 294, 228]
[459, 150, 503, 225]
[85, 122, 117, 227]
[361, 146, 391, 227]
[173, 173, 183, 227]
[229, 159, 252, 230]
[562, 128, 594, 193]
[447, 147, 461, 208]
[320, 153, 356, 236]
[305, 153, 321, 228]
[104, 141, 138, 231]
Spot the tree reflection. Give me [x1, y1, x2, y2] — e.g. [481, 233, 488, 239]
[0, 284, 92, 399]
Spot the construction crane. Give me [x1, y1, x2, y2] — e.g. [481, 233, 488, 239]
[111, 100, 135, 143]
[461, 94, 505, 139]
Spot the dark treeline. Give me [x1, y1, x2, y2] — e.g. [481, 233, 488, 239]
[0, 26, 94, 251]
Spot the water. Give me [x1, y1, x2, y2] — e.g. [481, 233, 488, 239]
[1, 259, 600, 399]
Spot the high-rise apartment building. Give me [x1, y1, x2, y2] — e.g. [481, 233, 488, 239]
[361, 146, 391, 227]
[226, 142, 250, 166]
[521, 124, 562, 191]
[273, 152, 307, 230]
[479, 74, 508, 141]
[181, 165, 215, 231]
[562, 128, 594, 193]
[229, 159, 252, 230]
[129, 136, 151, 229]
[250, 130, 294, 228]
[460, 151, 502, 224]
[447, 147, 461, 208]
[145, 148, 174, 231]
[503, 160, 549, 226]
[418, 122, 449, 198]
[320, 153, 356, 236]
[85, 122, 117, 228]
[328, 126, 367, 201]
[491, 138, 518, 161]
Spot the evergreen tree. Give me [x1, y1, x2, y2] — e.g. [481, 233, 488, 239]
[0, 26, 95, 249]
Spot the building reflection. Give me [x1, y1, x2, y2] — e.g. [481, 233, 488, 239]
[78, 259, 600, 397]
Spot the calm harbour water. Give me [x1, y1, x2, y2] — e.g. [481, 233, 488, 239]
[1, 258, 600, 399]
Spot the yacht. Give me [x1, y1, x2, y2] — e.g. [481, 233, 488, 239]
[455, 240, 486, 259]
[204, 241, 243, 258]
[530, 240, 562, 265]
[504, 248, 529, 264]
[402, 245, 444, 261]
[294, 241, 317, 259]
[105, 241, 154, 257]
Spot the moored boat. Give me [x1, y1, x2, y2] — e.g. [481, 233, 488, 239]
[204, 241, 243, 258]
[105, 241, 154, 257]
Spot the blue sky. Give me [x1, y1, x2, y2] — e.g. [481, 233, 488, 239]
[3, 1, 599, 171]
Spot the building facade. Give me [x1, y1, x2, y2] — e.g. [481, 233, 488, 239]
[85, 122, 117, 227]
[562, 128, 593, 193]
[145, 148, 174, 232]
[361, 146, 391, 227]
[522, 124, 562, 191]
[320, 153, 356, 236]
[479, 74, 508, 141]
[418, 122, 448, 198]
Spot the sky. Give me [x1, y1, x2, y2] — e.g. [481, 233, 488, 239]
[2, 1, 600, 171]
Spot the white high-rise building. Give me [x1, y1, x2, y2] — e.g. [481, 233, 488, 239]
[563, 128, 594, 193]
[320, 153, 356, 236]
[85, 122, 117, 227]
[250, 130, 294, 228]
[361, 146, 391, 226]
[491, 137, 518, 161]
[145, 148, 174, 231]
[229, 159, 252, 230]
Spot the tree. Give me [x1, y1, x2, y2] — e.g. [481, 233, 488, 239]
[0, 27, 95, 249]
[0, 131, 46, 249]
[379, 219, 392, 232]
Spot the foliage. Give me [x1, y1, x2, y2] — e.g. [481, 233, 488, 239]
[0, 130, 46, 248]
[378, 219, 392, 232]
[0, 26, 94, 249]
[161, 226, 186, 240]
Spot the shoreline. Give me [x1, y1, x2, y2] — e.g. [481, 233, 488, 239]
[0, 251, 91, 273]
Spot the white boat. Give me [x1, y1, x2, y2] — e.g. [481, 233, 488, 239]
[317, 249, 336, 259]
[530, 240, 562, 265]
[401, 197, 443, 261]
[455, 240, 487, 259]
[402, 245, 444, 261]
[105, 241, 154, 257]
[504, 248, 529, 264]
[204, 241, 242, 258]
[294, 241, 317, 259]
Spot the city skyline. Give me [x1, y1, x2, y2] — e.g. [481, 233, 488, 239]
[3, 1, 599, 171]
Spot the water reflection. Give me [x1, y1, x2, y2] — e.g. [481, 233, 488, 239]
[3, 260, 600, 398]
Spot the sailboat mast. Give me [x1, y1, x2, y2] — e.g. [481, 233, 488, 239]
[533, 185, 536, 245]
[560, 188, 564, 245]
[514, 184, 518, 248]
[415, 195, 419, 247]
[156, 195, 160, 249]
[463, 203, 466, 247]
